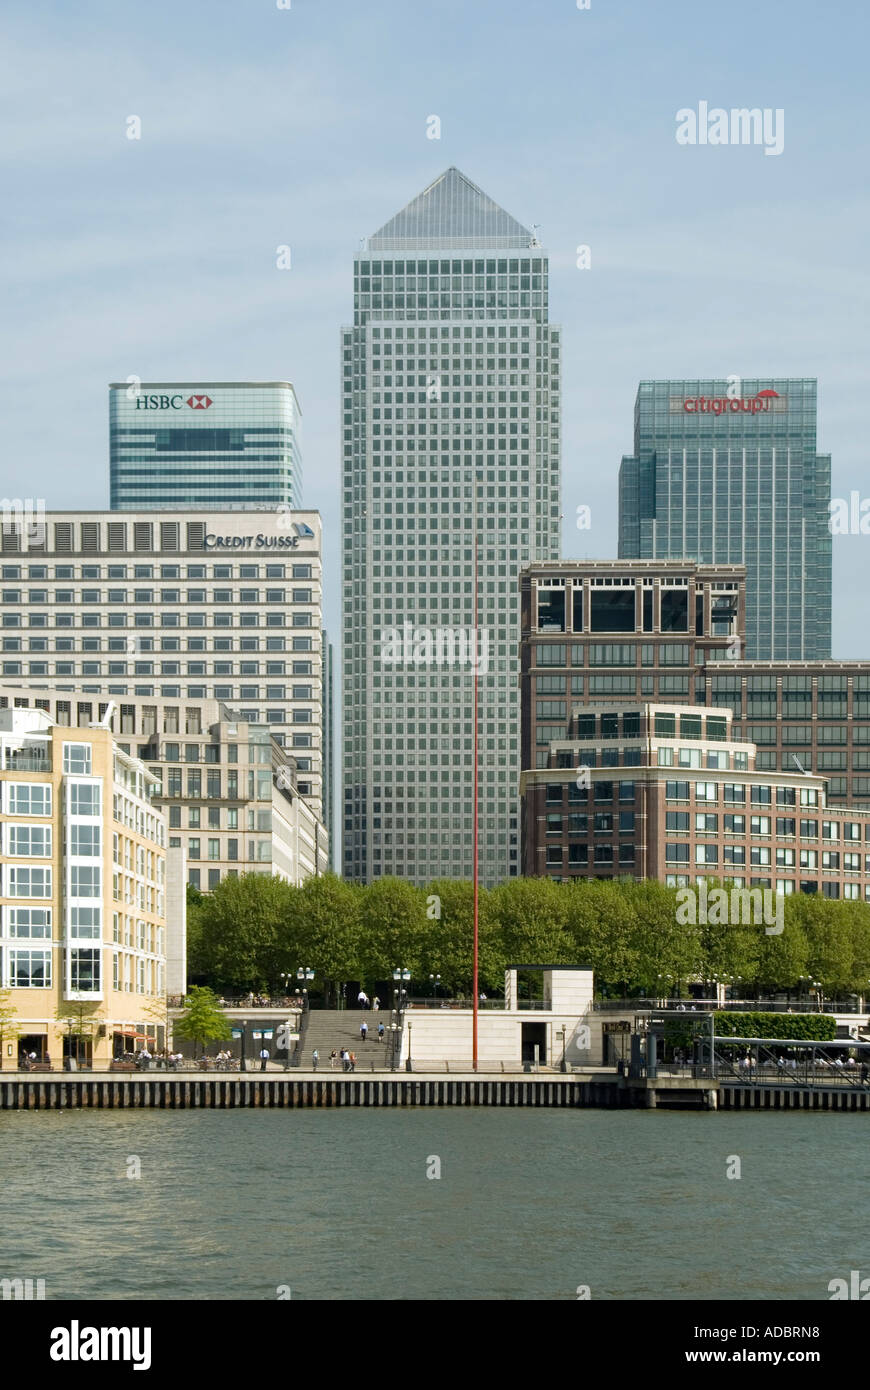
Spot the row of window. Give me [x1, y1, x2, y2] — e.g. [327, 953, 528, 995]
[4, 613, 314, 629]
[0, 565, 312, 581]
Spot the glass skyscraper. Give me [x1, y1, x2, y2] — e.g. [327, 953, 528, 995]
[109, 382, 302, 510]
[342, 167, 562, 886]
[618, 379, 832, 660]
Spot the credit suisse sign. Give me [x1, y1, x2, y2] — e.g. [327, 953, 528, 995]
[133, 394, 213, 410]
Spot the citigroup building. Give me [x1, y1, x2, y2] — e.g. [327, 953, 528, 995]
[618, 378, 832, 661]
[109, 382, 302, 511]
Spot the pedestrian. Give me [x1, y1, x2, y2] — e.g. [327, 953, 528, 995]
[360, 1020, 368, 1043]
[341, 1048, 350, 1073]
[357, 990, 368, 1010]
[330, 1049, 338, 1070]
[373, 996, 380, 1012]
[259, 1046, 270, 1072]
[349, 1051, 356, 1072]
[312, 1049, 319, 1071]
[377, 1022, 385, 1043]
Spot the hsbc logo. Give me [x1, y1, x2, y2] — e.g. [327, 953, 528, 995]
[133, 393, 214, 410]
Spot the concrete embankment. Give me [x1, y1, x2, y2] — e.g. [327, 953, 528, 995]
[3, 1070, 869, 1111]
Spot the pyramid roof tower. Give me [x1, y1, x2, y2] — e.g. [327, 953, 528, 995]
[368, 167, 534, 252]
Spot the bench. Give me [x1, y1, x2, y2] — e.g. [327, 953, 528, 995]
[110, 1061, 137, 1073]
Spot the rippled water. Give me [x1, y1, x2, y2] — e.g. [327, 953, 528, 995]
[1, 1108, 866, 1300]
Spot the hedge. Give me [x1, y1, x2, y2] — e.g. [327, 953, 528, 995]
[713, 1011, 837, 1042]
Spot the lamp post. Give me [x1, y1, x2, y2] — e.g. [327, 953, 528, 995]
[406, 1022, 413, 1074]
[560, 1025, 568, 1074]
[239, 1018, 248, 1072]
[393, 968, 410, 1068]
[429, 973, 441, 1000]
[296, 967, 314, 1011]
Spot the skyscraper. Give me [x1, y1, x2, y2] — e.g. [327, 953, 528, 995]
[342, 168, 561, 885]
[109, 382, 302, 510]
[618, 379, 832, 660]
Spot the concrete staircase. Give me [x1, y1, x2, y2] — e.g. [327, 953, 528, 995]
[298, 1009, 395, 1071]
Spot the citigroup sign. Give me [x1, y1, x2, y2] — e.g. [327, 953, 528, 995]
[669, 389, 786, 417]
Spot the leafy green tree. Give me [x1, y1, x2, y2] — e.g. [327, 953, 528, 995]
[0, 989, 22, 1069]
[357, 877, 427, 985]
[54, 1001, 99, 1065]
[173, 986, 232, 1057]
[419, 879, 502, 995]
[195, 872, 298, 992]
[489, 877, 573, 974]
[292, 873, 362, 1004]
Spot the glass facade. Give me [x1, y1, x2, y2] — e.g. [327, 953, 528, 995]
[109, 382, 302, 510]
[342, 168, 561, 885]
[618, 379, 832, 660]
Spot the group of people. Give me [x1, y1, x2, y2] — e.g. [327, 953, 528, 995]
[356, 991, 381, 1011]
[309, 1048, 358, 1071]
[358, 1020, 386, 1044]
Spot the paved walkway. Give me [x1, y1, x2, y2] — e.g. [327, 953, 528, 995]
[301, 1008, 395, 1071]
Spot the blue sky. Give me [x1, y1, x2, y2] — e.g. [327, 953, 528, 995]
[3, 0, 869, 656]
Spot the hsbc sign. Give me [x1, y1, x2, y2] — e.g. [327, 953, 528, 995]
[669, 389, 786, 417]
[133, 393, 214, 410]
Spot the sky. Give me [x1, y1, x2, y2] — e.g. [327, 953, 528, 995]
[3, 0, 870, 667]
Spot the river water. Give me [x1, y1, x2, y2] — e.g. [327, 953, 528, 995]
[1, 1108, 865, 1300]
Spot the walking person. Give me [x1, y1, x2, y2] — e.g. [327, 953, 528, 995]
[360, 1020, 368, 1044]
[330, 1049, 338, 1071]
[377, 1022, 385, 1044]
[349, 1051, 356, 1072]
[312, 1049, 319, 1072]
[373, 996, 380, 1012]
[259, 1045, 270, 1072]
[341, 1048, 350, 1073]
[357, 989, 368, 1010]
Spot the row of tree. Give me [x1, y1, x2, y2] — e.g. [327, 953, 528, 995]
[187, 874, 870, 1000]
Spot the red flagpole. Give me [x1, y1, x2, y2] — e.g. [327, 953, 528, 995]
[473, 524, 479, 1072]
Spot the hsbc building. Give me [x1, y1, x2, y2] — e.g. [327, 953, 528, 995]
[618, 379, 832, 661]
[109, 381, 302, 511]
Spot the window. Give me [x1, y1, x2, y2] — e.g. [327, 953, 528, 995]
[63, 743, 92, 775]
[70, 784, 101, 816]
[9, 949, 51, 987]
[70, 824, 101, 856]
[70, 906, 101, 938]
[70, 865, 101, 897]
[6, 824, 52, 857]
[6, 783, 51, 816]
[4, 907, 51, 938]
[6, 866, 52, 897]
[69, 949, 101, 993]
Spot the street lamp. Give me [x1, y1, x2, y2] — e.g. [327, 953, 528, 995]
[560, 1025, 568, 1073]
[393, 968, 410, 1068]
[406, 1021, 413, 1074]
[239, 1018, 248, 1072]
[429, 973, 441, 1000]
[296, 967, 314, 1012]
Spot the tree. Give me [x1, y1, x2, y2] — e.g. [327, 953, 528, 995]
[418, 879, 502, 995]
[172, 987, 232, 1058]
[194, 872, 298, 992]
[54, 1001, 99, 1067]
[292, 873, 362, 1005]
[357, 877, 428, 985]
[0, 989, 22, 1070]
[488, 879, 574, 997]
